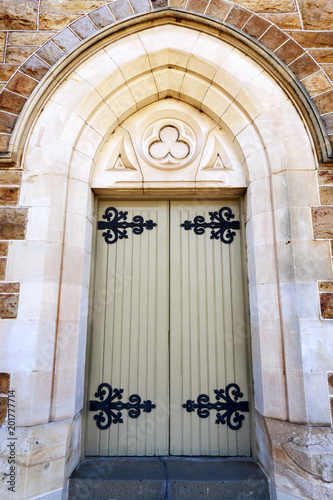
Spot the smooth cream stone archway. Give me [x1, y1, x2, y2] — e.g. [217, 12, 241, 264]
[19, 21, 328, 428]
[5, 15, 332, 496]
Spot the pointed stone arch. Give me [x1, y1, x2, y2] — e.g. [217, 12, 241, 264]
[0, 9, 331, 166]
[2, 11, 333, 500]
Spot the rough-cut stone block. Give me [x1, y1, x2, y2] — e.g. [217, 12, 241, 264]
[313, 90, 333, 115]
[330, 398, 333, 423]
[319, 281, 333, 292]
[0, 187, 19, 206]
[0, 373, 10, 394]
[36, 41, 65, 66]
[322, 113, 333, 135]
[0, 33, 5, 63]
[7, 31, 53, 46]
[6, 71, 38, 98]
[88, 6, 115, 29]
[21, 55, 51, 81]
[0, 65, 19, 82]
[298, 0, 333, 30]
[0, 397, 8, 425]
[225, 6, 252, 29]
[289, 31, 333, 49]
[320, 292, 333, 319]
[243, 15, 271, 40]
[186, 0, 208, 14]
[152, 0, 168, 8]
[109, 0, 134, 21]
[260, 13, 302, 30]
[5, 46, 37, 65]
[225, 0, 297, 12]
[0, 294, 19, 318]
[0, 171, 21, 186]
[0, 283, 19, 294]
[0, 258, 6, 280]
[0, 134, 10, 153]
[302, 71, 332, 97]
[328, 373, 333, 395]
[275, 39, 304, 65]
[170, 0, 187, 7]
[131, 0, 152, 13]
[323, 64, 333, 80]
[309, 49, 333, 64]
[40, 1, 108, 14]
[319, 186, 333, 205]
[318, 170, 333, 185]
[259, 25, 288, 51]
[263, 417, 333, 498]
[0, 111, 17, 134]
[206, 0, 232, 22]
[0, 207, 28, 240]
[0, 242, 8, 256]
[52, 28, 81, 53]
[288, 53, 320, 80]
[312, 206, 333, 238]
[0, 0, 38, 31]
[39, 13, 79, 30]
[71, 16, 98, 39]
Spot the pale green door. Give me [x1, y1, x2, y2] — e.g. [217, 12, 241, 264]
[86, 199, 251, 456]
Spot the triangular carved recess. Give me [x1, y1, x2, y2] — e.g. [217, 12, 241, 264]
[211, 153, 224, 170]
[106, 135, 137, 171]
[201, 135, 233, 171]
[112, 155, 130, 170]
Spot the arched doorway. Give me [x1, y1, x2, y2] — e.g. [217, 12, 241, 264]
[85, 99, 252, 456]
[8, 10, 331, 498]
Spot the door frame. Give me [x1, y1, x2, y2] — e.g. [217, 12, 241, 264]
[82, 193, 256, 459]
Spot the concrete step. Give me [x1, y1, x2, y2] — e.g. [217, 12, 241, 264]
[68, 457, 270, 500]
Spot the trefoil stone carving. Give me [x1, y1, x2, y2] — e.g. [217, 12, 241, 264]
[142, 118, 196, 169]
[149, 125, 190, 161]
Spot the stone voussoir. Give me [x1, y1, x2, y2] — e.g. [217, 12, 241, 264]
[0, 0, 331, 161]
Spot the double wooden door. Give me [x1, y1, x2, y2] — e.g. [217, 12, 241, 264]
[86, 199, 251, 456]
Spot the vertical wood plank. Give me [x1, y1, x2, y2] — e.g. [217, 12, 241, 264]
[170, 199, 251, 456]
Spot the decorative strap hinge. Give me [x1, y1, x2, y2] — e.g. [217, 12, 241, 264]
[89, 383, 156, 430]
[182, 383, 249, 430]
[98, 207, 157, 244]
[181, 206, 240, 244]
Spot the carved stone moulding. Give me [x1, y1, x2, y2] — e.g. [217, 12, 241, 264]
[92, 99, 247, 192]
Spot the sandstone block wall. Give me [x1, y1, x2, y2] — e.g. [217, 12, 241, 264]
[0, 0, 332, 429]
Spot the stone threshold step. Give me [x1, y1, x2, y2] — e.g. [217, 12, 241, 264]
[69, 457, 270, 500]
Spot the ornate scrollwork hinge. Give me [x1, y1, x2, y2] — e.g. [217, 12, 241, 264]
[89, 383, 156, 430]
[98, 206, 157, 244]
[182, 383, 249, 430]
[181, 206, 240, 244]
